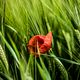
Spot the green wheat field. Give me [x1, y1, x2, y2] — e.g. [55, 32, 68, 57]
[0, 0, 80, 80]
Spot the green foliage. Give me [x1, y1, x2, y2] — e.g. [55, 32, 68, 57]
[0, 45, 8, 72]
[0, 0, 80, 80]
[37, 57, 51, 80]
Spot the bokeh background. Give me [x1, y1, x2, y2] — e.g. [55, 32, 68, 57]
[0, 0, 80, 80]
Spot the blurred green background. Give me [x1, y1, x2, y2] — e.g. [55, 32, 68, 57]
[0, 0, 80, 80]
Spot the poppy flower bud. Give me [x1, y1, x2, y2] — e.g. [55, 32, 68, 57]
[28, 32, 52, 56]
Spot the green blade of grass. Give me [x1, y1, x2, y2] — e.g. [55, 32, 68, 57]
[37, 61, 51, 80]
[42, 52, 68, 80]
[0, 72, 13, 80]
[7, 33, 20, 60]
[39, 57, 51, 80]
[51, 53, 68, 80]
[0, 32, 19, 64]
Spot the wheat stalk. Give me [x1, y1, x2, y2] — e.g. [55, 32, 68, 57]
[0, 45, 8, 71]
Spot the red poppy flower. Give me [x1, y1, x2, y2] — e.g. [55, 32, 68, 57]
[28, 32, 52, 56]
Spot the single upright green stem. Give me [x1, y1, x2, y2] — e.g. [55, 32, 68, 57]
[34, 56, 37, 80]
[1, 0, 5, 35]
[1, 0, 6, 48]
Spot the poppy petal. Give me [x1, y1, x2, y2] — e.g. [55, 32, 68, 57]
[28, 32, 52, 56]
[39, 32, 52, 53]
